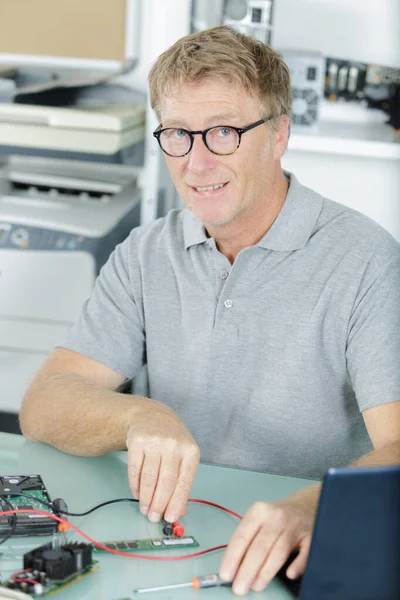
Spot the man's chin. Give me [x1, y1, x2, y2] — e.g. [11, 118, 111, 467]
[190, 208, 235, 228]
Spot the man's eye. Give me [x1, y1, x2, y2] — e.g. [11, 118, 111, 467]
[219, 127, 234, 136]
[163, 129, 187, 139]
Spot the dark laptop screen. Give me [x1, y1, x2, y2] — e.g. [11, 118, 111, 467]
[297, 465, 400, 600]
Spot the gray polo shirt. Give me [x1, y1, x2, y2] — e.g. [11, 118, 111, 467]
[60, 173, 400, 478]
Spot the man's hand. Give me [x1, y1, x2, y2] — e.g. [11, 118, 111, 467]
[126, 401, 200, 524]
[218, 485, 320, 595]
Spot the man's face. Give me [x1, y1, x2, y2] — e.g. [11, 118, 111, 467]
[159, 79, 286, 228]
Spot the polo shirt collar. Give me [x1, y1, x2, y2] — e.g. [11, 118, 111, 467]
[258, 172, 323, 251]
[182, 171, 323, 252]
[183, 209, 208, 249]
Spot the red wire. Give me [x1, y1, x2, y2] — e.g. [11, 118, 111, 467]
[0, 498, 242, 562]
[0, 508, 233, 561]
[9, 569, 31, 577]
[188, 498, 243, 520]
[9, 568, 39, 585]
[10, 578, 39, 585]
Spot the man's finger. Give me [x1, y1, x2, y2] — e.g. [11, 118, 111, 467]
[219, 502, 267, 582]
[164, 448, 199, 522]
[249, 531, 297, 593]
[139, 451, 161, 515]
[285, 536, 311, 579]
[231, 526, 283, 595]
[148, 452, 180, 522]
[127, 443, 144, 499]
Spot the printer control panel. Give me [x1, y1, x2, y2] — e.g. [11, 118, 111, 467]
[0, 222, 91, 251]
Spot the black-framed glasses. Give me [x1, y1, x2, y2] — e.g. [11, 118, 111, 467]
[153, 116, 274, 157]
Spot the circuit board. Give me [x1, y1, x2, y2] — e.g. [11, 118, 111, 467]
[41, 563, 98, 596]
[41, 562, 99, 597]
[0, 475, 57, 537]
[5, 562, 99, 598]
[4, 541, 98, 598]
[93, 535, 199, 552]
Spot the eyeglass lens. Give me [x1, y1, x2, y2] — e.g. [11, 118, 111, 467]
[159, 127, 239, 156]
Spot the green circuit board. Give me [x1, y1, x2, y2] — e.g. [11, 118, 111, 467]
[37, 562, 99, 597]
[2, 489, 50, 511]
[0, 475, 57, 536]
[5, 562, 99, 598]
[93, 535, 199, 552]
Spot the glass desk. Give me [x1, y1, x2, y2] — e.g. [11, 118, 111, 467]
[0, 432, 313, 599]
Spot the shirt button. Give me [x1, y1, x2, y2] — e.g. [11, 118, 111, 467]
[224, 299, 233, 308]
[220, 270, 229, 279]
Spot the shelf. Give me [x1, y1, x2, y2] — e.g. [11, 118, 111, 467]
[288, 102, 400, 160]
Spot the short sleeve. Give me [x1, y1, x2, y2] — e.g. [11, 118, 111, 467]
[58, 233, 145, 379]
[346, 254, 400, 411]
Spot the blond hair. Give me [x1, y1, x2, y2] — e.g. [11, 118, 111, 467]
[148, 26, 292, 129]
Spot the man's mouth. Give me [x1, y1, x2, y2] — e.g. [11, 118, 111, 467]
[190, 182, 228, 193]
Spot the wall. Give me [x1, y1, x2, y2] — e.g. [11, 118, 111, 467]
[272, 0, 400, 68]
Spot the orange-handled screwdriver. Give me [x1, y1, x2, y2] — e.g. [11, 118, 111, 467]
[134, 573, 232, 593]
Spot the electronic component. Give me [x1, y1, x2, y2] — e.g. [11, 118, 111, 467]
[325, 57, 367, 101]
[93, 535, 199, 552]
[222, 0, 274, 44]
[325, 57, 400, 102]
[161, 519, 184, 537]
[0, 476, 57, 537]
[6, 541, 97, 597]
[50, 498, 68, 518]
[279, 50, 325, 130]
[161, 519, 173, 536]
[24, 541, 92, 579]
[171, 522, 184, 537]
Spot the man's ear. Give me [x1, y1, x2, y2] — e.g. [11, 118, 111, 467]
[273, 114, 291, 159]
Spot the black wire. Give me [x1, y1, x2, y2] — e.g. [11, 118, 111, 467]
[55, 497, 140, 517]
[0, 496, 18, 547]
[0, 492, 139, 517]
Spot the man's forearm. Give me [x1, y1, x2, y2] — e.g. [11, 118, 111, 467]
[20, 371, 159, 456]
[351, 440, 400, 468]
[281, 441, 400, 522]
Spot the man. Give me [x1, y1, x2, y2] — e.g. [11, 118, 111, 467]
[20, 26, 400, 595]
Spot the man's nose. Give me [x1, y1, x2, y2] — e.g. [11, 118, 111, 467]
[186, 134, 218, 172]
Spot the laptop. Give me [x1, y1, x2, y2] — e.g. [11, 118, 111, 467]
[277, 465, 400, 600]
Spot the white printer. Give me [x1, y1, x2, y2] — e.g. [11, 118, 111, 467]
[0, 155, 141, 413]
[0, 102, 146, 165]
